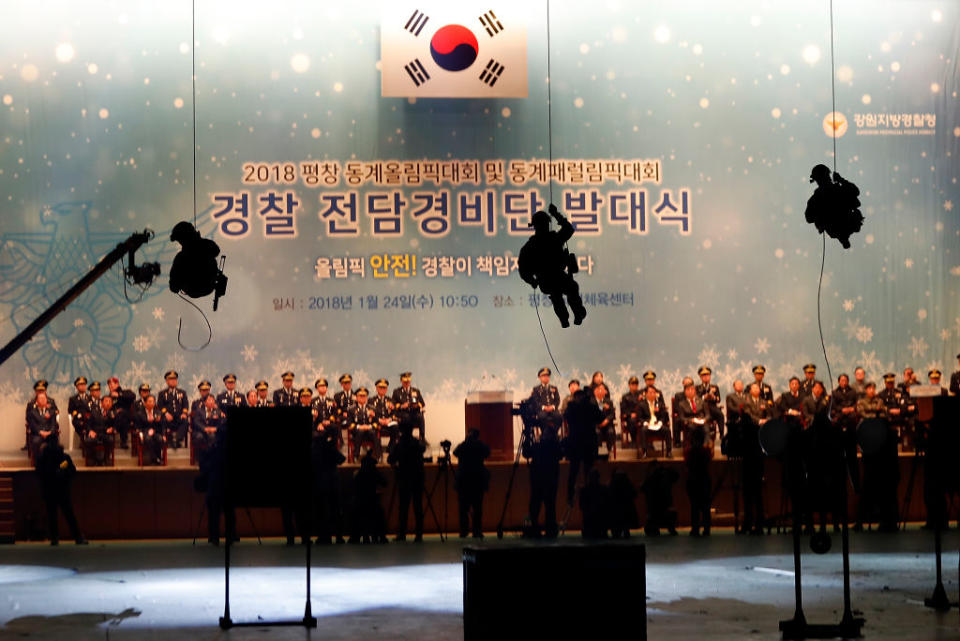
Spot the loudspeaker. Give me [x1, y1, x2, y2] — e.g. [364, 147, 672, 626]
[463, 543, 646, 640]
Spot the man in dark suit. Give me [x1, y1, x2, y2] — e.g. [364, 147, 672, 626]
[620, 375, 643, 449]
[134, 394, 164, 465]
[671, 376, 693, 452]
[637, 384, 670, 457]
[677, 381, 708, 443]
[950, 354, 960, 396]
[777, 377, 805, 429]
[741, 382, 773, 534]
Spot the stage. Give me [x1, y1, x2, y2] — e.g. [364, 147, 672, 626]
[1, 450, 930, 541]
[0, 530, 958, 640]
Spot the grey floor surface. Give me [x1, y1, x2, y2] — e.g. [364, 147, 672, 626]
[0, 528, 959, 640]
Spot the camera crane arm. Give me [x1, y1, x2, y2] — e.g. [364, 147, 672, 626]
[0, 230, 154, 369]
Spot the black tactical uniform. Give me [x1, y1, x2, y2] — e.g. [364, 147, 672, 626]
[388, 423, 426, 542]
[523, 425, 562, 539]
[454, 429, 490, 539]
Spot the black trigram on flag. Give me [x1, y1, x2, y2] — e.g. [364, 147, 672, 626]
[404, 58, 431, 86]
[404, 9, 430, 36]
[478, 59, 505, 86]
[478, 10, 503, 36]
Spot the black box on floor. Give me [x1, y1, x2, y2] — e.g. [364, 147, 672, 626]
[462, 543, 646, 641]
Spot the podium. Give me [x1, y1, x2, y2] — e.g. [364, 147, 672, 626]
[464, 391, 514, 461]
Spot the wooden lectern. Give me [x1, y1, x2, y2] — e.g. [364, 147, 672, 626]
[464, 391, 514, 461]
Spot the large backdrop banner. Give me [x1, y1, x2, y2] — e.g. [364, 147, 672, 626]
[0, 0, 958, 447]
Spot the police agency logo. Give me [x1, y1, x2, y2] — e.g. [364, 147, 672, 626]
[822, 111, 848, 138]
[381, 5, 528, 98]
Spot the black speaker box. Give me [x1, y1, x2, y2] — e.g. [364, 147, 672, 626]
[463, 542, 646, 640]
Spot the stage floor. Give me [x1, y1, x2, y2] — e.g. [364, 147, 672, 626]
[0, 529, 958, 640]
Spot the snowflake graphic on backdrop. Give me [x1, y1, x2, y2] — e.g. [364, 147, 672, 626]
[697, 345, 720, 368]
[843, 318, 862, 340]
[241, 344, 258, 362]
[152, 307, 165, 320]
[122, 360, 153, 384]
[132, 335, 151, 353]
[842, 299, 855, 312]
[856, 326, 874, 344]
[727, 349, 738, 361]
[754, 337, 770, 354]
[909, 336, 929, 359]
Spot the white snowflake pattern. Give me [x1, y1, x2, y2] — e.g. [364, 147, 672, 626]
[616, 363, 633, 383]
[165, 352, 187, 374]
[49, 338, 61, 351]
[353, 369, 371, 387]
[132, 334, 151, 353]
[726, 349, 738, 361]
[945, 200, 954, 212]
[241, 344, 258, 362]
[658, 368, 684, 394]
[842, 299, 855, 312]
[714, 362, 744, 390]
[855, 325, 874, 344]
[941, 329, 952, 341]
[123, 360, 152, 384]
[502, 368, 518, 385]
[295, 349, 315, 374]
[904, 258, 914, 269]
[858, 351, 884, 377]
[697, 345, 720, 368]
[152, 307, 165, 320]
[924, 361, 944, 378]
[753, 337, 770, 354]
[843, 318, 862, 340]
[271, 358, 297, 383]
[0, 380, 25, 404]
[73, 318, 85, 328]
[908, 336, 929, 359]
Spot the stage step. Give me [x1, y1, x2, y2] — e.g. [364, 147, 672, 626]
[0, 474, 14, 544]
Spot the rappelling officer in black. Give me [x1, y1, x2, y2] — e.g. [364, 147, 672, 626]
[517, 203, 587, 328]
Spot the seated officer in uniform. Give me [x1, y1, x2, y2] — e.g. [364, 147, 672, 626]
[619, 375, 643, 448]
[133, 383, 151, 414]
[371, 378, 397, 448]
[68, 376, 94, 444]
[312, 378, 337, 437]
[190, 380, 214, 424]
[85, 391, 117, 466]
[529, 367, 562, 432]
[217, 373, 246, 410]
[334, 374, 356, 427]
[695, 366, 725, 440]
[254, 380, 272, 407]
[25, 380, 58, 451]
[752, 365, 774, 402]
[347, 387, 379, 459]
[927, 369, 948, 395]
[158, 370, 189, 449]
[392, 372, 426, 443]
[27, 388, 59, 459]
[274, 371, 297, 407]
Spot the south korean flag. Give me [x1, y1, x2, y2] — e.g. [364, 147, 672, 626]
[381, 5, 528, 98]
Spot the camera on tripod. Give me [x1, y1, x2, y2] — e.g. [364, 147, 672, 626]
[513, 397, 540, 435]
[439, 439, 452, 465]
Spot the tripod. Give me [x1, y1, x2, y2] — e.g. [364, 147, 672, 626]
[192, 500, 262, 546]
[495, 419, 533, 539]
[424, 448, 454, 541]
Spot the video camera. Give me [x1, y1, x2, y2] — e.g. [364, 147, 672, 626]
[512, 397, 540, 435]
